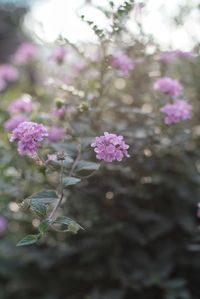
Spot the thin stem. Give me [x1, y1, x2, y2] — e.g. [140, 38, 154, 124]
[69, 145, 82, 177]
[49, 145, 82, 221]
[49, 160, 64, 220]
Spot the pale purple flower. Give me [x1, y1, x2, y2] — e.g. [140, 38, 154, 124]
[174, 50, 194, 59]
[8, 94, 33, 115]
[50, 46, 67, 64]
[4, 115, 28, 132]
[48, 126, 65, 143]
[0, 216, 7, 234]
[91, 132, 130, 162]
[111, 52, 134, 76]
[157, 52, 176, 64]
[0, 64, 18, 82]
[160, 99, 192, 125]
[46, 153, 57, 163]
[153, 77, 183, 97]
[13, 42, 37, 64]
[52, 107, 67, 119]
[10, 121, 48, 157]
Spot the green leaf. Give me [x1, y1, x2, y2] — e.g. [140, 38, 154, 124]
[54, 216, 84, 234]
[75, 161, 100, 172]
[38, 218, 52, 234]
[28, 190, 59, 204]
[31, 201, 47, 218]
[17, 234, 39, 246]
[63, 177, 81, 188]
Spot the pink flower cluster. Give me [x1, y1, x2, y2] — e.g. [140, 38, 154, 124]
[10, 121, 48, 157]
[4, 115, 28, 132]
[8, 94, 33, 114]
[160, 100, 192, 124]
[13, 42, 37, 64]
[48, 126, 65, 142]
[50, 46, 67, 64]
[153, 77, 183, 97]
[91, 132, 130, 162]
[158, 50, 194, 64]
[111, 52, 134, 76]
[0, 64, 18, 91]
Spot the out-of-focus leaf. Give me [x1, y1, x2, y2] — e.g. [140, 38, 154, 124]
[17, 235, 39, 246]
[28, 190, 58, 204]
[38, 218, 52, 234]
[63, 177, 81, 188]
[75, 161, 100, 172]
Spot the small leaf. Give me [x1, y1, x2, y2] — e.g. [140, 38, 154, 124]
[63, 177, 81, 188]
[31, 202, 47, 218]
[28, 190, 58, 204]
[17, 234, 39, 246]
[75, 161, 100, 172]
[38, 218, 52, 234]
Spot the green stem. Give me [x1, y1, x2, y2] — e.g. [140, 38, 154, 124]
[49, 160, 64, 220]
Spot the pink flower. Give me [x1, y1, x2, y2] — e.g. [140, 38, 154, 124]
[8, 94, 33, 114]
[52, 107, 67, 119]
[153, 77, 183, 97]
[157, 52, 176, 64]
[13, 42, 37, 64]
[91, 132, 130, 162]
[46, 153, 57, 163]
[50, 46, 67, 64]
[10, 121, 48, 157]
[4, 115, 28, 132]
[174, 50, 194, 59]
[160, 99, 192, 124]
[48, 126, 65, 143]
[111, 52, 134, 76]
[0, 64, 18, 84]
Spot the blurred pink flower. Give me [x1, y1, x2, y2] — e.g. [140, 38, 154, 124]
[174, 50, 194, 59]
[157, 50, 194, 64]
[111, 52, 134, 76]
[46, 153, 57, 163]
[13, 42, 37, 64]
[157, 52, 176, 64]
[52, 107, 67, 119]
[48, 126, 65, 143]
[153, 77, 183, 98]
[50, 46, 67, 64]
[0, 64, 18, 85]
[160, 99, 192, 124]
[8, 94, 33, 115]
[4, 115, 28, 132]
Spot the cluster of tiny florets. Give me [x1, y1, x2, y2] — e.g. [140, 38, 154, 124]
[111, 52, 134, 76]
[10, 121, 48, 157]
[160, 100, 192, 124]
[8, 95, 33, 114]
[91, 132, 130, 162]
[153, 77, 183, 98]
